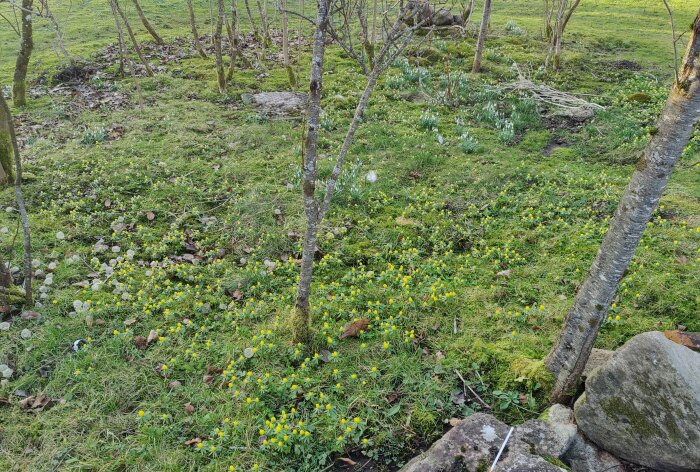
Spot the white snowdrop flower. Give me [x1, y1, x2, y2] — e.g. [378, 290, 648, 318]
[0, 226, 7, 233]
[145, 270, 153, 277]
[73, 300, 84, 311]
[32, 259, 41, 268]
[43, 278, 53, 286]
[56, 231, 65, 240]
[39, 285, 48, 293]
[5, 207, 15, 212]
[126, 249, 135, 260]
[40, 293, 48, 299]
[365, 171, 378, 183]
[437, 135, 444, 144]
[111, 246, 121, 253]
[35, 301, 43, 308]
[121, 293, 131, 300]
[48, 262, 57, 270]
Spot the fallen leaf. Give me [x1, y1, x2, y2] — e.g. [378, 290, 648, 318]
[435, 351, 445, 360]
[21, 311, 41, 320]
[184, 437, 202, 446]
[338, 457, 357, 466]
[664, 330, 700, 352]
[339, 318, 370, 339]
[133, 336, 148, 350]
[147, 329, 158, 344]
[203, 374, 214, 385]
[124, 318, 137, 327]
[146, 211, 155, 221]
[95, 318, 106, 325]
[496, 269, 511, 277]
[184, 402, 195, 414]
[168, 380, 182, 390]
[448, 417, 461, 427]
[386, 392, 399, 404]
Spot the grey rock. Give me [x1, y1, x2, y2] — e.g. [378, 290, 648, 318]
[581, 348, 613, 378]
[245, 92, 308, 118]
[554, 106, 595, 123]
[575, 331, 700, 472]
[563, 432, 625, 472]
[20, 328, 32, 339]
[399, 413, 510, 472]
[432, 9, 454, 27]
[494, 449, 567, 472]
[513, 415, 576, 459]
[0, 321, 10, 331]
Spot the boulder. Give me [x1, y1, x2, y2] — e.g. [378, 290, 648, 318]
[574, 331, 700, 471]
[563, 433, 625, 472]
[398, 413, 510, 472]
[242, 92, 308, 118]
[581, 348, 613, 378]
[432, 9, 455, 27]
[493, 451, 566, 472]
[513, 405, 577, 459]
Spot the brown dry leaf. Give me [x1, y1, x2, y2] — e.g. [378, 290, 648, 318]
[448, 417, 461, 427]
[664, 330, 700, 352]
[206, 364, 223, 375]
[146, 211, 156, 221]
[435, 351, 445, 360]
[496, 269, 511, 277]
[124, 318, 137, 327]
[147, 330, 158, 344]
[168, 380, 182, 390]
[386, 392, 399, 404]
[184, 402, 195, 414]
[676, 254, 688, 265]
[184, 437, 202, 446]
[133, 335, 148, 350]
[519, 393, 529, 405]
[203, 374, 214, 385]
[339, 318, 370, 340]
[231, 289, 242, 301]
[338, 457, 357, 466]
[95, 318, 106, 325]
[19, 393, 63, 412]
[21, 311, 41, 320]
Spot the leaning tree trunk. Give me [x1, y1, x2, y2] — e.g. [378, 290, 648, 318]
[131, 0, 165, 45]
[546, 10, 700, 403]
[0, 93, 32, 306]
[187, 0, 208, 59]
[472, 0, 491, 73]
[291, 0, 329, 344]
[13, 0, 34, 107]
[214, 0, 226, 92]
[113, 0, 154, 76]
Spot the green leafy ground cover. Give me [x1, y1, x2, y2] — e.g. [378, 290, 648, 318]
[0, 0, 699, 470]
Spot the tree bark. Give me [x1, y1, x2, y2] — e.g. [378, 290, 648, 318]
[0, 93, 32, 306]
[546, 10, 700, 403]
[131, 0, 164, 45]
[472, 0, 491, 73]
[113, 0, 154, 77]
[292, 0, 330, 345]
[214, 0, 226, 92]
[110, 0, 146, 109]
[244, 0, 261, 40]
[280, 0, 296, 86]
[13, 0, 34, 107]
[0, 103, 13, 184]
[187, 0, 208, 59]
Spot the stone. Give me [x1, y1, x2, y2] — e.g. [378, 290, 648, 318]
[432, 8, 454, 27]
[581, 348, 613, 378]
[494, 450, 567, 472]
[0, 364, 13, 378]
[0, 321, 10, 330]
[20, 328, 32, 339]
[553, 106, 595, 123]
[574, 331, 700, 471]
[398, 413, 510, 472]
[513, 416, 576, 459]
[563, 433, 625, 472]
[243, 92, 308, 118]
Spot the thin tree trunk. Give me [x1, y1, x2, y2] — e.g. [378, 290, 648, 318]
[214, 0, 226, 92]
[546, 10, 700, 402]
[256, 0, 271, 43]
[13, 0, 34, 107]
[187, 0, 208, 59]
[472, 0, 491, 73]
[292, 0, 330, 345]
[0, 254, 11, 288]
[39, 0, 71, 64]
[0, 94, 32, 306]
[113, 0, 154, 77]
[0, 104, 13, 184]
[131, 0, 164, 45]
[244, 0, 260, 39]
[280, 0, 296, 86]
[111, 0, 146, 109]
[464, 0, 475, 26]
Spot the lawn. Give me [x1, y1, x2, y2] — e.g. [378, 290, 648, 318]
[0, 0, 698, 471]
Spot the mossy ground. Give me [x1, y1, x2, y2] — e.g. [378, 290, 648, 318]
[0, 1, 699, 471]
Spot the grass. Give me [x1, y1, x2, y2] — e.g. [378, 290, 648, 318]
[1, 1, 699, 471]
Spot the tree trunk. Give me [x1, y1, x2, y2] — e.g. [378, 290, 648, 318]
[472, 0, 491, 73]
[0, 103, 13, 184]
[111, 0, 146, 109]
[0, 254, 11, 288]
[256, 0, 271, 44]
[0, 94, 32, 306]
[244, 0, 261, 40]
[292, 0, 330, 345]
[214, 0, 226, 92]
[187, 0, 208, 59]
[131, 0, 165, 45]
[13, 0, 34, 107]
[546, 10, 700, 403]
[464, 0, 475, 25]
[280, 0, 296, 86]
[113, 0, 154, 77]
